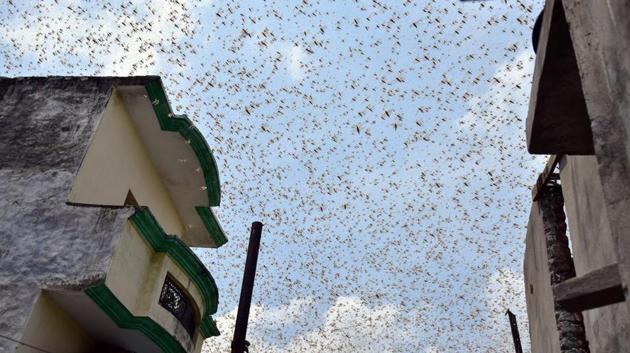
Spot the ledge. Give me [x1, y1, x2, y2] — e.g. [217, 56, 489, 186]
[196, 207, 228, 247]
[553, 263, 625, 312]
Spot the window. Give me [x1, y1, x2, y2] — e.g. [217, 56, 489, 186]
[159, 275, 197, 338]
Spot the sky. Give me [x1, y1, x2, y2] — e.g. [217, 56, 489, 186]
[0, 0, 547, 351]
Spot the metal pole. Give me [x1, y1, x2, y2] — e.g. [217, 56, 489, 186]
[231, 221, 263, 353]
[506, 309, 523, 353]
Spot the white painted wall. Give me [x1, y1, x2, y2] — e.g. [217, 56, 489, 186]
[17, 292, 95, 353]
[68, 89, 184, 236]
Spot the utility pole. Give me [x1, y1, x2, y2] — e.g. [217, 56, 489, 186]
[506, 309, 523, 353]
[231, 222, 263, 353]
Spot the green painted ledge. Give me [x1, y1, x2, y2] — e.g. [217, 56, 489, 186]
[130, 207, 220, 338]
[145, 78, 227, 247]
[196, 207, 228, 247]
[85, 283, 187, 353]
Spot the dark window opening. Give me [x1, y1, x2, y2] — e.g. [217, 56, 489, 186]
[159, 275, 197, 338]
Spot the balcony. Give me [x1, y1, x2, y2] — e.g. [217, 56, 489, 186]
[18, 208, 219, 353]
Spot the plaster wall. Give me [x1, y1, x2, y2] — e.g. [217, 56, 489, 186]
[523, 201, 561, 353]
[558, 155, 630, 353]
[0, 77, 143, 353]
[16, 292, 95, 353]
[68, 89, 185, 237]
[106, 221, 205, 353]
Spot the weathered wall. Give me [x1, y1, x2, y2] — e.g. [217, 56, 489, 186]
[525, 156, 630, 353]
[559, 155, 630, 353]
[524, 201, 562, 353]
[0, 77, 140, 352]
[560, 1, 630, 352]
[559, 156, 615, 275]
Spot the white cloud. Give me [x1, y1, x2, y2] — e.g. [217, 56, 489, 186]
[424, 346, 442, 353]
[456, 50, 534, 132]
[281, 44, 307, 81]
[203, 296, 433, 353]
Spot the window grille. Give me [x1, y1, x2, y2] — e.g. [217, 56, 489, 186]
[159, 276, 197, 338]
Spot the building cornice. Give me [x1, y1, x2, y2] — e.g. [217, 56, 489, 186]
[145, 78, 227, 247]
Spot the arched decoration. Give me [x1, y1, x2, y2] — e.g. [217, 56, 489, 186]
[144, 79, 220, 206]
[144, 79, 227, 247]
[130, 207, 220, 337]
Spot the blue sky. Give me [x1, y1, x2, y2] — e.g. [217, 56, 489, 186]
[0, 1, 546, 351]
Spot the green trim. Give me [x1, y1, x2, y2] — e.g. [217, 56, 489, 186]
[130, 207, 220, 338]
[196, 207, 228, 247]
[200, 319, 220, 339]
[144, 79, 227, 247]
[85, 283, 186, 353]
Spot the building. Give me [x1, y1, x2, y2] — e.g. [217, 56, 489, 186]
[0, 77, 227, 353]
[523, 0, 630, 352]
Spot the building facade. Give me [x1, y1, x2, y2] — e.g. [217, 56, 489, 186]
[0, 77, 227, 353]
[523, 0, 630, 352]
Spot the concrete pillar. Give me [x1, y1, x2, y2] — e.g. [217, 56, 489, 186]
[539, 184, 589, 353]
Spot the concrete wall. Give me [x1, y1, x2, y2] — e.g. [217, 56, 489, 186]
[525, 156, 630, 353]
[16, 292, 95, 353]
[558, 156, 630, 353]
[559, 156, 615, 274]
[68, 89, 184, 236]
[560, 0, 630, 351]
[0, 77, 140, 353]
[106, 221, 206, 353]
[523, 0, 630, 351]
[523, 201, 561, 353]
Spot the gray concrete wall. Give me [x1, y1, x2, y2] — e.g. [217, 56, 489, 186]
[559, 156, 615, 276]
[559, 155, 630, 353]
[0, 77, 143, 352]
[560, 1, 630, 352]
[525, 156, 630, 353]
[524, 201, 561, 353]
